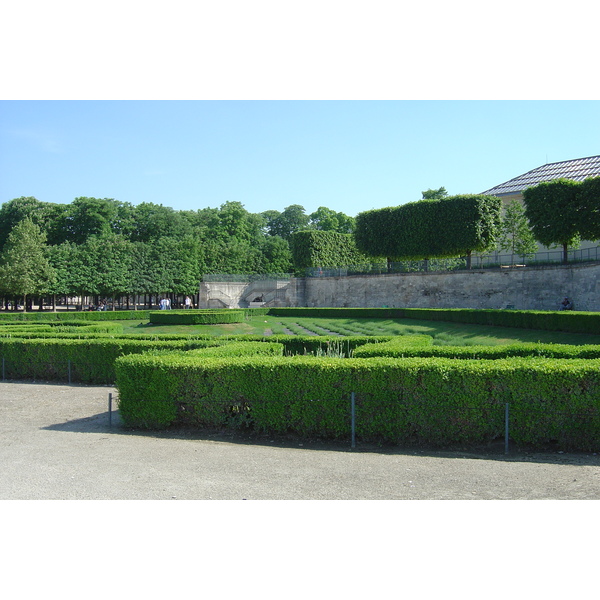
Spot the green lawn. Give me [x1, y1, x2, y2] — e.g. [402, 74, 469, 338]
[120, 314, 600, 346]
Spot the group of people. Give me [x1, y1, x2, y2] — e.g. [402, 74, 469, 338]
[159, 296, 193, 310]
[87, 299, 108, 311]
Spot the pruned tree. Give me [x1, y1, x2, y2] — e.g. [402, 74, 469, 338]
[523, 179, 582, 263]
[355, 194, 502, 269]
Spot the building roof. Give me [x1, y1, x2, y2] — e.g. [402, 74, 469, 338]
[482, 155, 600, 197]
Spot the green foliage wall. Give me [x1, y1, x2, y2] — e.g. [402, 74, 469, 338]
[289, 230, 368, 271]
[354, 195, 502, 260]
[149, 310, 245, 325]
[116, 352, 600, 450]
[523, 179, 582, 257]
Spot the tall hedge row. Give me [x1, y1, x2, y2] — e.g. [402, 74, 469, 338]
[354, 194, 502, 261]
[289, 230, 369, 270]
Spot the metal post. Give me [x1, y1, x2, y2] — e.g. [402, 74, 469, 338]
[505, 403, 510, 454]
[108, 393, 112, 427]
[2, 357, 4, 381]
[68, 360, 71, 385]
[351, 392, 356, 449]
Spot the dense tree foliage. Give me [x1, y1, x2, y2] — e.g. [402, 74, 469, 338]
[421, 187, 448, 200]
[498, 200, 538, 261]
[355, 194, 502, 268]
[290, 230, 367, 271]
[2, 178, 597, 310]
[0, 196, 321, 308]
[577, 176, 600, 242]
[523, 179, 583, 263]
[0, 218, 55, 309]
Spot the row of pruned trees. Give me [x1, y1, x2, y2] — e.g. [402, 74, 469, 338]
[290, 178, 600, 272]
[354, 194, 502, 269]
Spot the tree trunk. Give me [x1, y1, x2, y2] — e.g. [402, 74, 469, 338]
[562, 243, 569, 264]
[466, 250, 472, 270]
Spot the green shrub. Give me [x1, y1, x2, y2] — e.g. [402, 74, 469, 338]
[0, 337, 225, 384]
[353, 340, 600, 360]
[149, 310, 245, 325]
[0, 310, 151, 323]
[115, 352, 600, 451]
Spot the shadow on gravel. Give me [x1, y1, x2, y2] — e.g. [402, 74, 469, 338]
[41, 412, 600, 467]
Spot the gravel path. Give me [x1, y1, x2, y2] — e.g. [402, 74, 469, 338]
[1, 380, 599, 500]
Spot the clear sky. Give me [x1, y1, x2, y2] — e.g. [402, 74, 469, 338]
[2, 2, 598, 220]
[1, 100, 598, 218]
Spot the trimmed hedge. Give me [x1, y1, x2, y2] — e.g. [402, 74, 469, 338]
[0, 322, 124, 336]
[149, 310, 246, 325]
[115, 353, 600, 451]
[0, 310, 151, 322]
[0, 337, 226, 384]
[353, 339, 600, 360]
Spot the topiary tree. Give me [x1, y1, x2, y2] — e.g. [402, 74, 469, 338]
[523, 179, 582, 263]
[577, 176, 600, 242]
[290, 230, 369, 272]
[354, 194, 502, 269]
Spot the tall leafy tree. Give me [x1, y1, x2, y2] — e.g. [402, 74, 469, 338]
[421, 187, 448, 200]
[62, 197, 119, 244]
[130, 202, 193, 242]
[498, 200, 537, 262]
[47, 242, 78, 309]
[308, 207, 356, 233]
[0, 218, 55, 310]
[0, 197, 48, 251]
[265, 204, 310, 240]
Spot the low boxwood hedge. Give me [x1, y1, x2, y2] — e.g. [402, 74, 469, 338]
[0, 337, 226, 384]
[149, 310, 246, 325]
[115, 352, 600, 451]
[0, 310, 151, 322]
[353, 339, 600, 360]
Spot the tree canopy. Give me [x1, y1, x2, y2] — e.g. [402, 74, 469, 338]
[355, 194, 502, 267]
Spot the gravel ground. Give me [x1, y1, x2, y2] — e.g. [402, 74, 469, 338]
[1, 380, 599, 500]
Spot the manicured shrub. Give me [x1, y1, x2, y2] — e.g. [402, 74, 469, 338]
[115, 352, 600, 451]
[0, 310, 151, 323]
[149, 310, 245, 325]
[0, 337, 225, 384]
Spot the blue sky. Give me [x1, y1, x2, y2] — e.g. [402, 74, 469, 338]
[2, 3, 598, 220]
[1, 100, 598, 218]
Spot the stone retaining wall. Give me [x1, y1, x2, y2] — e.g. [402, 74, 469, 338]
[303, 262, 600, 312]
[200, 263, 600, 312]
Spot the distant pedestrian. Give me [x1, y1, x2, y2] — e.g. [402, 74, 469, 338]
[560, 297, 573, 310]
[185, 296, 192, 309]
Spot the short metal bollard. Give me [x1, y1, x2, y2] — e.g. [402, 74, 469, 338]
[108, 393, 113, 427]
[505, 403, 510, 454]
[351, 392, 356, 449]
